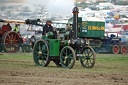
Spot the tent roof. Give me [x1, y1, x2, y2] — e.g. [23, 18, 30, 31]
[82, 17, 105, 22]
[106, 27, 124, 32]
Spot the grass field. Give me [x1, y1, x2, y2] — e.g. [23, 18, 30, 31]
[0, 53, 128, 85]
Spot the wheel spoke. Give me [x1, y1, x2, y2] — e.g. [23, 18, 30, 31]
[36, 56, 40, 59]
[61, 56, 66, 61]
[66, 48, 68, 56]
[89, 50, 93, 56]
[12, 39, 18, 42]
[87, 49, 90, 57]
[85, 59, 89, 66]
[11, 33, 13, 40]
[41, 58, 45, 64]
[82, 58, 86, 61]
[5, 42, 10, 44]
[62, 50, 66, 55]
[39, 43, 41, 50]
[69, 53, 73, 57]
[90, 53, 93, 57]
[89, 59, 92, 64]
[89, 57, 94, 60]
[68, 56, 74, 59]
[88, 49, 90, 54]
[5, 38, 10, 41]
[41, 42, 44, 48]
[12, 35, 16, 40]
[42, 53, 47, 56]
[11, 44, 17, 52]
[7, 35, 11, 39]
[12, 42, 18, 44]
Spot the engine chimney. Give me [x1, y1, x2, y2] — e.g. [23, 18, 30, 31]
[72, 7, 79, 38]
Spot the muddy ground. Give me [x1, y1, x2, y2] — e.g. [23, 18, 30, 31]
[0, 53, 128, 85]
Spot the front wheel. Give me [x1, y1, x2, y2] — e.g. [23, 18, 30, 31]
[60, 46, 76, 69]
[80, 46, 96, 68]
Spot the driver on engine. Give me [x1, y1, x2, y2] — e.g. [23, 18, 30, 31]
[42, 20, 53, 35]
[42, 20, 57, 39]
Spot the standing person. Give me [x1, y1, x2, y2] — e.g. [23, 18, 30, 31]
[65, 23, 72, 32]
[13, 24, 19, 32]
[43, 20, 53, 35]
[19, 36, 24, 52]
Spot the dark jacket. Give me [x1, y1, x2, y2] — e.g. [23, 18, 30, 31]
[43, 24, 53, 35]
[19, 37, 23, 44]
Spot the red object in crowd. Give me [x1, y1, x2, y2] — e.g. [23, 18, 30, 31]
[23, 37, 26, 42]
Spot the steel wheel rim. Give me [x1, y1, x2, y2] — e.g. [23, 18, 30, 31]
[113, 45, 119, 54]
[60, 46, 75, 69]
[80, 46, 96, 68]
[33, 40, 50, 66]
[2, 31, 19, 53]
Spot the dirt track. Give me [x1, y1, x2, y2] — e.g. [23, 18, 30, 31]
[0, 53, 128, 85]
[0, 69, 127, 85]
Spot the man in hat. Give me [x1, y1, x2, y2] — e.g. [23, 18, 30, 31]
[43, 20, 53, 35]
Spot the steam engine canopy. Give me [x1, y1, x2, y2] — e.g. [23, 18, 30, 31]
[25, 19, 40, 25]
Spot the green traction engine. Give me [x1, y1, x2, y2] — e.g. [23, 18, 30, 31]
[33, 7, 96, 69]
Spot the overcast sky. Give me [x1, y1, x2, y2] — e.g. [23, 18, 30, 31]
[25, 0, 74, 16]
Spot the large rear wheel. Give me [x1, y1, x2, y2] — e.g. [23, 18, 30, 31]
[2, 31, 20, 53]
[33, 40, 50, 67]
[80, 46, 96, 68]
